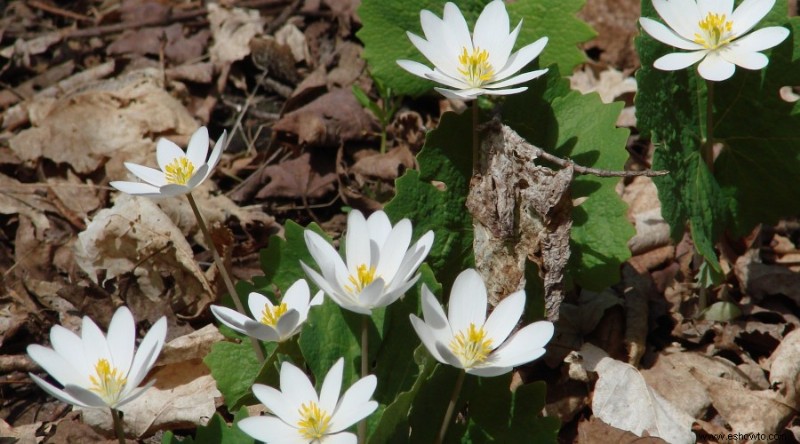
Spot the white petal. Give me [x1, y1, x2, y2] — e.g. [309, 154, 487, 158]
[81, 316, 112, 370]
[200, 130, 226, 184]
[442, 2, 473, 57]
[434, 341, 466, 369]
[467, 365, 513, 377]
[720, 47, 768, 70]
[490, 321, 554, 368]
[493, 37, 548, 81]
[124, 163, 167, 187]
[49, 325, 89, 378]
[374, 219, 412, 281]
[275, 309, 300, 339]
[639, 17, 703, 51]
[325, 434, 357, 444]
[185, 163, 210, 190]
[126, 317, 167, 389]
[434, 87, 480, 101]
[483, 290, 525, 346]
[238, 416, 302, 443]
[374, 275, 419, 308]
[479, 86, 529, 96]
[409, 315, 448, 364]
[653, 0, 702, 40]
[473, 0, 511, 69]
[115, 380, 156, 408]
[653, 50, 708, 70]
[109, 181, 162, 197]
[283, 280, 311, 311]
[156, 138, 185, 171]
[397, 59, 435, 80]
[447, 269, 487, 333]
[252, 383, 297, 424]
[416, 12, 460, 76]
[64, 384, 109, 408]
[27, 344, 83, 387]
[427, 69, 472, 90]
[319, 358, 344, 414]
[301, 261, 343, 303]
[366, 210, 392, 247]
[697, 50, 736, 80]
[250, 292, 274, 319]
[304, 231, 345, 282]
[406, 32, 459, 80]
[211, 305, 251, 334]
[157, 183, 191, 197]
[280, 361, 318, 409]
[421, 286, 449, 331]
[185, 127, 209, 169]
[28, 374, 88, 407]
[485, 69, 547, 90]
[329, 375, 378, 433]
[310, 291, 324, 306]
[356, 277, 386, 309]
[730, 0, 775, 37]
[106, 307, 135, 376]
[731, 26, 789, 52]
[346, 210, 371, 273]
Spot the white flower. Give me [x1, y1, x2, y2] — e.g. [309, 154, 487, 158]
[397, 0, 548, 101]
[110, 126, 226, 197]
[210, 279, 323, 343]
[26, 306, 167, 409]
[238, 358, 377, 444]
[301, 210, 434, 315]
[639, 0, 789, 81]
[409, 269, 553, 377]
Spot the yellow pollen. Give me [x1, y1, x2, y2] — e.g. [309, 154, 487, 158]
[164, 157, 196, 185]
[297, 402, 331, 440]
[449, 323, 494, 368]
[88, 359, 127, 403]
[693, 12, 734, 49]
[260, 302, 288, 327]
[344, 264, 377, 294]
[457, 46, 495, 87]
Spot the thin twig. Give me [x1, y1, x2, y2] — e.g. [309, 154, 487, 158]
[491, 122, 669, 177]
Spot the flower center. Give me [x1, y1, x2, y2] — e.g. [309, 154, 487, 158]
[297, 401, 332, 440]
[260, 302, 288, 327]
[458, 46, 495, 87]
[693, 12, 734, 50]
[88, 359, 127, 404]
[344, 264, 377, 294]
[449, 323, 494, 368]
[164, 157, 196, 185]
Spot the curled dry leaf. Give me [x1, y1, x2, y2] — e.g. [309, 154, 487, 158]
[351, 145, 416, 183]
[735, 250, 800, 307]
[767, 328, 800, 408]
[579, 343, 696, 444]
[74, 194, 214, 315]
[207, 3, 264, 66]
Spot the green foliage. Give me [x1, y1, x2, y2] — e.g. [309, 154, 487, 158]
[358, 0, 594, 97]
[255, 220, 327, 294]
[161, 408, 253, 444]
[636, 0, 800, 267]
[204, 340, 276, 410]
[504, 67, 634, 289]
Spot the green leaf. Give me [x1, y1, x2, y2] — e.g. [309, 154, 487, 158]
[636, 0, 800, 267]
[255, 220, 327, 295]
[161, 408, 254, 444]
[504, 67, 634, 289]
[385, 111, 475, 291]
[298, 298, 362, 388]
[204, 340, 275, 410]
[357, 0, 594, 97]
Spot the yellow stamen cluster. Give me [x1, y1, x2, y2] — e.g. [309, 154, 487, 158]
[344, 264, 377, 294]
[164, 157, 196, 185]
[458, 46, 495, 87]
[297, 402, 332, 440]
[89, 359, 127, 403]
[260, 302, 288, 327]
[694, 12, 734, 49]
[449, 323, 494, 368]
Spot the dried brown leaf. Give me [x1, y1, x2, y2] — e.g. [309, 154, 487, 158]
[208, 4, 264, 66]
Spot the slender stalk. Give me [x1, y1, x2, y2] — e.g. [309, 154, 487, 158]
[472, 101, 480, 174]
[111, 408, 126, 444]
[357, 316, 369, 444]
[702, 79, 715, 173]
[186, 192, 265, 362]
[436, 370, 466, 444]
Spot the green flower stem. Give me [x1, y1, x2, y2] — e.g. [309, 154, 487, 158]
[472, 101, 480, 174]
[111, 408, 125, 444]
[702, 79, 715, 174]
[186, 192, 265, 363]
[358, 315, 369, 444]
[436, 369, 466, 444]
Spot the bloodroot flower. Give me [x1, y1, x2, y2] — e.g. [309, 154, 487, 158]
[211, 279, 323, 343]
[238, 358, 378, 443]
[110, 126, 226, 197]
[397, 0, 549, 100]
[301, 210, 434, 315]
[409, 269, 554, 377]
[639, 0, 789, 81]
[27, 306, 167, 409]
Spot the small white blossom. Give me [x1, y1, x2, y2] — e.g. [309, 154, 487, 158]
[397, 0, 548, 101]
[27, 306, 167, 409]
[639, 0, 789, 81]
[301, 210, 434, 315]
[238, 358, 377, 444]
[410, 269, 553, 377]
[211, 279, 323, 343]
[110, 126, 226, 197]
